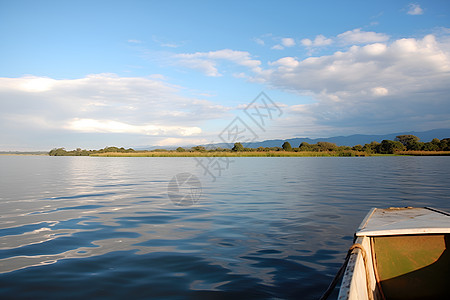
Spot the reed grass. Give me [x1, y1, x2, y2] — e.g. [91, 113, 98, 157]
[396, 151, 450, 156]
[90, 150, 370, 157]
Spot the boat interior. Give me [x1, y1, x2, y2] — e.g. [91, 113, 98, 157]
[371, 233, 450, 300]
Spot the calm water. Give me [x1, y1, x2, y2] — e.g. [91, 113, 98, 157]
[0, 156, 449, 299]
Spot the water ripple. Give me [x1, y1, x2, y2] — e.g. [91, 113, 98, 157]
[0, 156, 449, 299]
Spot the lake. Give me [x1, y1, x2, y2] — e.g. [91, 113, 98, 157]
[0, 156, 449, 299]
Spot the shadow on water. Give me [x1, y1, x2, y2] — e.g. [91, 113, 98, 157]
[0, 250, 331, 300]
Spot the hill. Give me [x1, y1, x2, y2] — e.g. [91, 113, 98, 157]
[136, 128, 450, 150]
[247, 128, 450, 148]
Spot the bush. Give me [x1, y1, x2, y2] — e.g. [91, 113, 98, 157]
[282, 141, 292, 151]
[232, 142, 245, 152]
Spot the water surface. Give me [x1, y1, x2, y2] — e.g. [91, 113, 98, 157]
[0, 156, 449, 299]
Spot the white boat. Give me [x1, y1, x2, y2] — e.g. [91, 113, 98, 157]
[338, 207, 450, 300]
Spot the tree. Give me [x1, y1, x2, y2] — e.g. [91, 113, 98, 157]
[395, 135, 420, 147]
[192, 146, 206, 152]
[352, 144, 363, 151]
[431, 138, 440, 144]
[317, 141, 338, 152]
[232, 142, 244, 151]
[378, 140, 405, 154]
[363, 141, 380, 154]
[49, 148, 68, 156]
[423, 142, 438, 151]
[440, 138, 450, 151]
[407, 141, 424, 151]
[106, 146, 120, 152]
[299, 142, 319, 152]
[299, 142, 310, 151]
[282, 141, 292, 151]
[176, 147, 186, 152]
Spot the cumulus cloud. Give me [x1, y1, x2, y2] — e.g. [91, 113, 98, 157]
[407, 3, 423, 15]
[300, 30, 388, 51]
[160, 31, 449, 136]
[281, 37, 296, 47]
[66, 119, 201, 136]
[271, 44, 284, 50]
[337, 28, 389, 45]
[371, 87, 389, 97]
[259, 34, 450, 133]
[301, 35, 333, 47]
[269, 57, 299, 69]
[0, 74, 231, 149]
[174, 49, 261, 76]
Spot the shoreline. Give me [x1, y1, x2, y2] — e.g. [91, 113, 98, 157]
[3, 151, 450, 157]
[0, 153, 47, 156]
[89, 151, 450, 157]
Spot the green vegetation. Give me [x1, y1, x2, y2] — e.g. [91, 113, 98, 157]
[49, 146, 135, 156]
[49, 135, 450, 157]
[91, 151, 355, 157]
[282, 141, 292, 151]
[232, 142, 245, 152]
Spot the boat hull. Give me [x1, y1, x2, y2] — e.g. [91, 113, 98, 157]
[338, 207, 450, 300]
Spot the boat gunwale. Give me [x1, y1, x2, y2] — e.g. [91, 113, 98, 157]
[355, 207, 450, 237]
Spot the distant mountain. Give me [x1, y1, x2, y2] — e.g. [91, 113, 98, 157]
[245, 128, 450, 148]
[135, 128, 450, 150]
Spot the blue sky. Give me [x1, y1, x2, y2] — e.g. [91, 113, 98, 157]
[1, 0, 449, 150]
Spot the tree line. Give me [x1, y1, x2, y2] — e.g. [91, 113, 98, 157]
[218, 135, 450, 154]
[49, 135, 450, 156]
[296, 135, 450, 154]
[49, 146, 135, 156]
[285, 135, 450, 154]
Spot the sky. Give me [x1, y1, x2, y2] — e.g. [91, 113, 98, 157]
[1, 0, 450, 150]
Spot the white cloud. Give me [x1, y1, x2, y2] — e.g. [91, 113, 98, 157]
[407, 3, 423, 15]
[66, 118, 201, 136]
[281, 37, 296, 47]
[301, 39, 312, 46]
[337, 28, 389, 45]
[160, 43, 180, 48]
[177, 58, 221, 77]
[0, 74, 231, 149]
[128, 39, 142, 44]
[269, 57, 299, 69]
[301, 35, 333, 47]
[233, 72, 247, 78]
[19, 76, 56, 92]
[258, 34, 450, 133]
[371, 87, 389, 96]
[264, 35, 450, 94]
[313, 35, 333, 46]
[300, 29, 388, 52]
[175, 49, 261, 76]
[253, 38, 265, 45]
[271, 44, 284, 50]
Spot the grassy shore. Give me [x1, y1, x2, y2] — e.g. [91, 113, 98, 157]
[91, 150, 371, 157]
[396, 151, 450, 156]
[88, 150, 450, 157]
